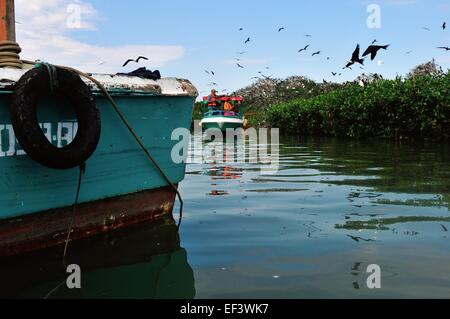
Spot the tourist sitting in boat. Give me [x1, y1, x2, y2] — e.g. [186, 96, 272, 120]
[224, 98, 236, 116]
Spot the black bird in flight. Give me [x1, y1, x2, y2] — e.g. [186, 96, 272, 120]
[443, 22, 447, 30]
[363, 44, 390, 60]
[204, 70, 210, 74]
[239, 27, 244, 31]
[122, 56, 149, 67]
[312, 51, 321, 56]
[438, 46, 450, 51]
[237, 63, 245, 68]
[345, 44, 364, 68]
[211, 71, 215, 76]
[305, 34, 312, 38]
[278, 27, 285, 32]
[244, 37, 251, 44]
[422, 27, 431, 31]
[405, 50, 413, 55]
[298, 44, 310, 52]
[372, 39, 377, 44]
[237, 51, 246, 55]
[331, 72, 337, 76]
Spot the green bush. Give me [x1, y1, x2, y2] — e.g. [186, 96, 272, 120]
[267, 74, 450, 141]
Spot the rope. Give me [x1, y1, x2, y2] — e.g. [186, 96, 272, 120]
[62, 164, 85, 268]
[0, 41, 23, 69]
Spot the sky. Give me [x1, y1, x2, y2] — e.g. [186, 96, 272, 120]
[15, 0, 450, 98]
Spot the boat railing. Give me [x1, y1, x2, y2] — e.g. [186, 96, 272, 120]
[203, 110, 243, 119]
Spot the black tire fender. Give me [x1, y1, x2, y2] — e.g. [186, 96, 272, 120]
[10, 66, 101, 169]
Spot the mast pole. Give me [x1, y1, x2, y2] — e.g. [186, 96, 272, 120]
[0, 0, 16, 41]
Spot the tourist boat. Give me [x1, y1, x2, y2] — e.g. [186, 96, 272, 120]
[199, 96, 244, 131]
[0, 0, 197, 257]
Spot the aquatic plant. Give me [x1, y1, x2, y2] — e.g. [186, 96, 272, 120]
[267, 72, 450, 141]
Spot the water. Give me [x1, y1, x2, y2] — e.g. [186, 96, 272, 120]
[1, 137, 449, 298]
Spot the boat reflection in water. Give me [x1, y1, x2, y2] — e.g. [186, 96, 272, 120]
[0, 214, 195, 299]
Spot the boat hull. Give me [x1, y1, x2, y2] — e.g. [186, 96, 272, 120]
[200, 117, 244, 132]
[0, 185, 176, 257]
[0, 71, 197, 256]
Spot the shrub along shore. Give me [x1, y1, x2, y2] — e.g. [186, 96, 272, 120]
[266, 73, 450, 141]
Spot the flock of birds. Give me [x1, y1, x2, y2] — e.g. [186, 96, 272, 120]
[199, 20, 450, 91]
[118, 21, 449, 95]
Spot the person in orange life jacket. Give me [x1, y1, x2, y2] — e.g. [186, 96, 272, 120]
[224, 98, 236, 116]
[207, 89, 221, 110]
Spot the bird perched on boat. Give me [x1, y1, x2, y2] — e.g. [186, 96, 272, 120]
[443, 22, 447, 30]
[298, 44, 310, 52]
[122, 56, 149, 67]
[244, 37, 251, 44]
[345, 44, 364, 68]
[237, 63, 244, 68]
[363, 44, 390, 60]
[278, 27, 285, 32]
[312, 51, 321, 56]
[438, 46, 450, 51]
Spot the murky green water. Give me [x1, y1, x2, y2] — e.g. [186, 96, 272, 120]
[1, 137, 449, 299]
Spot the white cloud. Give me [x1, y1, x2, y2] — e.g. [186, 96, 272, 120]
[15, 0, 186, 73]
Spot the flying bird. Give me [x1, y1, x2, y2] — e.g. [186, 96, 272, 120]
[305, 34, 312, 38]
[211, 71, 215, 76]
[278, 27, 285, 32]
[422, 27, 431, 31]
[443, 22, 447, 30]
[438, 46, 450, 51]
[363, 44, 390, 61]
[204, 70, 210, 74]
[298, 44, 310, 52]
[331, 72, 337, 76]
[122, 56, 149, 67]
[372, 39, 377, 44]
[345, 44, 364, 68]
[237, 63, 245, 68]
[312, 51, 321, 56]
[237, 52, 246, 55]
[244, 37, 251, 44]
[405, 50, 413, 55]
[239, 27, 244, 31]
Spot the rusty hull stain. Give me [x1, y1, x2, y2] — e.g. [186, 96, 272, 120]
[0, 186, 177, 257]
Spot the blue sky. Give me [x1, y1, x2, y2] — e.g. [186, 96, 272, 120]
[16, 0, 450, 97]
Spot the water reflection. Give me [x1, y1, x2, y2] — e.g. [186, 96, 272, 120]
[180, 136, 450, 298]
[0, 215, 195, 299]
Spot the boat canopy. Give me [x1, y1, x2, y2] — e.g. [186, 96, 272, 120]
[202, 96, 243, 103]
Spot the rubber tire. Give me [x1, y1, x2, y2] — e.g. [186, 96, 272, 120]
[10, 66, 101, 170]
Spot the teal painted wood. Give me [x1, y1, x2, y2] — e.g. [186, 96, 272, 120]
[0, 93, 194, 220]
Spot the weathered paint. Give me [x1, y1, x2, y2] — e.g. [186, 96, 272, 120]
[0, 67, 198, 97]
[0, 185, 176, 257]
[0, 92, 194, 220]
[0, 0, 16, 41]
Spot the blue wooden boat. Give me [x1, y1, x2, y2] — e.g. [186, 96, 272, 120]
[0, 67, 197, 256]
